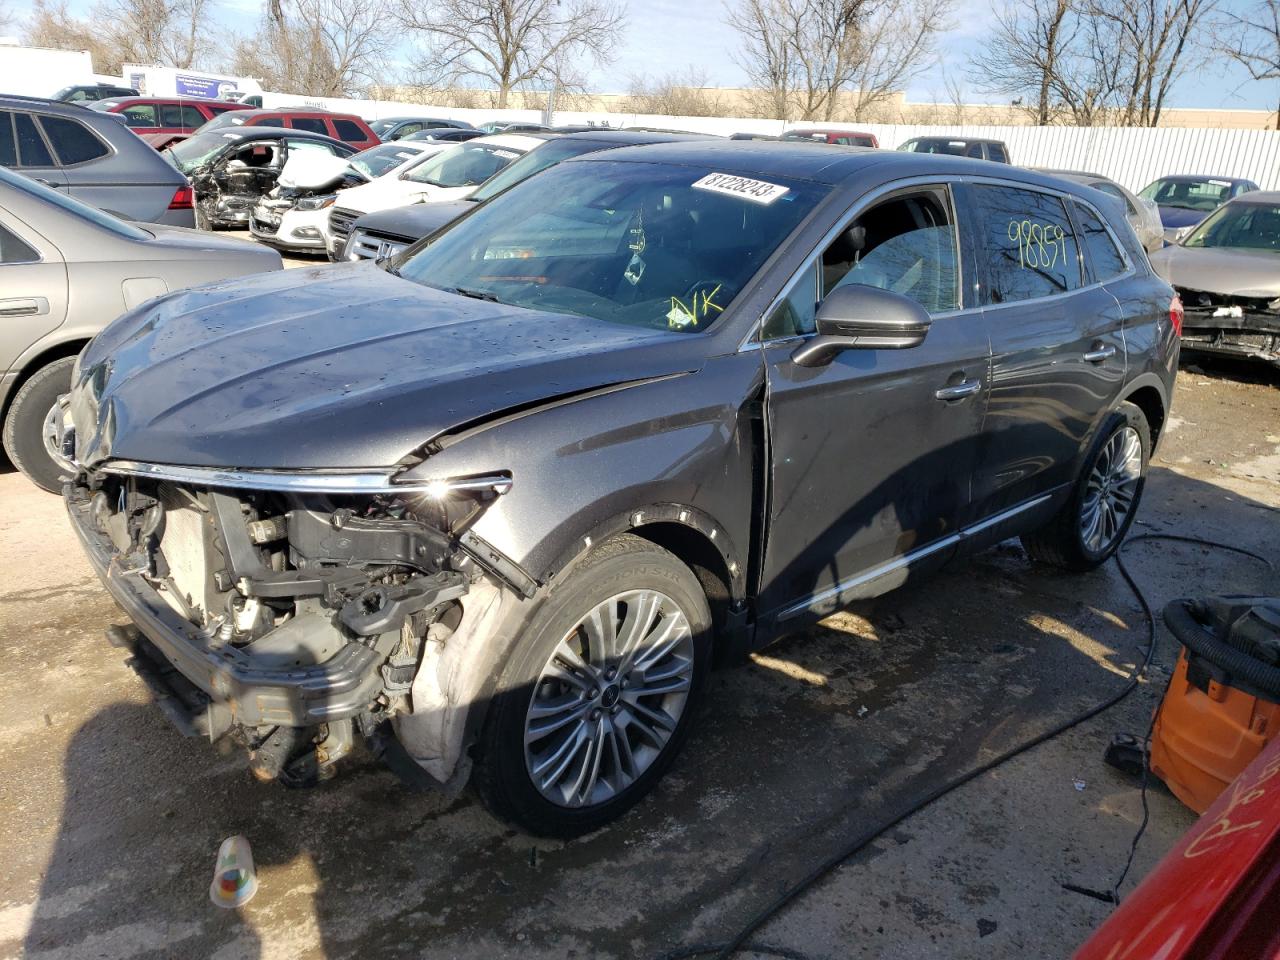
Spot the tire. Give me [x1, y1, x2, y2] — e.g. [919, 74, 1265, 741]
[1022, 401, 1151, 571]
[2, 356, 77, 495]
[473, 534, 712, 837]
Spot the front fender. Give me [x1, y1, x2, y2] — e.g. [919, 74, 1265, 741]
[400, 351, 764, 598]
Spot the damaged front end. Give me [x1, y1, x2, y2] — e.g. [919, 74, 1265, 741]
[1176, 286, 1280, 366]
[65, 461, 525, 788]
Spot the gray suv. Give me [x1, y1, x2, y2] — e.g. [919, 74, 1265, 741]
[1, 96, 195, 226]
[60, 143, 1179, 836]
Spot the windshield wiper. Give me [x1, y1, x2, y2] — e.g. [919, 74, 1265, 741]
[451, 286, 500, 303]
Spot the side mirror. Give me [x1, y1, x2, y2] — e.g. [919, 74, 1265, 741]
[791, 285, 932, 367]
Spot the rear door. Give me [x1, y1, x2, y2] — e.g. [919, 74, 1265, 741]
[963, 181, 1126, 521]
[2, 111, 68, 191]
[0, 211, 68, 371]
[35, 114, 138, 216]
[758, 182, 991, 623]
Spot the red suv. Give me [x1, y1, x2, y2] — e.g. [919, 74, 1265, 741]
[781, 128, 879, 148]
[89, 97, 251, 149]
[197, 109, 380, 150]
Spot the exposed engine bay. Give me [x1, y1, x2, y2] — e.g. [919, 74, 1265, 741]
[65, 469, 522, 788]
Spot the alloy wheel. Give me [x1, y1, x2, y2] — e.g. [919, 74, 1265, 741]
[1080, 425, 1142, 553]
[524, 590, 695, 808]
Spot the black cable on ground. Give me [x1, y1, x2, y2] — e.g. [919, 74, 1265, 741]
[656, 533, 1274, 960]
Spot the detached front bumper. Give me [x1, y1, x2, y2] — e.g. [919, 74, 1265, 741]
[67, 490, 387, 739]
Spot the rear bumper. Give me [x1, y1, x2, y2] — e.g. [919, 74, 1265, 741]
[66, 489, 386, 737]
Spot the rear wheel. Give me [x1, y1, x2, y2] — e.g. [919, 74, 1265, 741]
[474, 534, 711, 837]
[1022, 401, 1151, 570]
[2, 356, 76, 494]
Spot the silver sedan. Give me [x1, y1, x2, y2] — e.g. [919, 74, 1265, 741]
[1, 166, 283, 492]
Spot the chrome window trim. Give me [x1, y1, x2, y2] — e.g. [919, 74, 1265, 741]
[746, 175, 969, 350]
[97, 460, 512, 497]
[775, 492, 1054, 621]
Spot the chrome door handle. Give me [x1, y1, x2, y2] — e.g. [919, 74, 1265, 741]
[1083, 344, 1117, 363]
[935, 378, 982, 401]
[0, 298, 49, 318]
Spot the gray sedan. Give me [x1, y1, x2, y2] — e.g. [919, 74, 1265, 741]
[0, 166, 282, 492]
[1149, 191, 1280, 366]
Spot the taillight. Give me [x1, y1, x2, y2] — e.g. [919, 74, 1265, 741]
[1170, 294, 1184, 336]
[169, 186, 194, 210]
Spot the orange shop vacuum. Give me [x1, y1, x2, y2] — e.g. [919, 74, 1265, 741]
[1148, 596, 1280, 814]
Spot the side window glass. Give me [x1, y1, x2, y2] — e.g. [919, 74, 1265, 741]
[0, 112, 15, 166]
[333, 119, 366, 141]
[973, 185, 1082, 304]
[122, 104, 157, 127]
[1073, 200, 1128, 284]
[824, 188, 959, 314]
[988, 144, 1008, 163]
[39, 116, 109, 165]
[286, 138, 337, 157]
[762, 263, 819, 339]
[0, 222, 40, 264]
[14, 113, 54, 166]
[180, 105, 205, 127]
[290, 117, 328, 135]
[400, 122, 424, 135]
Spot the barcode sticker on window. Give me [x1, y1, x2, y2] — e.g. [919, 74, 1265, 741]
[692, 173, 789, 205]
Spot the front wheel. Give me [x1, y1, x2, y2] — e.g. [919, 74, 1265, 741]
[474, 534, 711, 837]
[1022, 401, 1151, 570]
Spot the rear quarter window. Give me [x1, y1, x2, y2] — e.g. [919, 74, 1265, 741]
[1073, 200, 1129, 283]
[988, 143, 1009, 163]
[39, 116, 110, 165]
[972, 184, 1084, 304]
[333, 119, 368, 141]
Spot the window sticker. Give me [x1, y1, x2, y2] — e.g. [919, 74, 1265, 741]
[492, 149, 519, 159]
[693, 172, 789, 205]
[1007, 219, 1068, 270]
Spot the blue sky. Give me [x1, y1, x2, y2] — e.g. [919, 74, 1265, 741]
[10, 0, 1279, 111]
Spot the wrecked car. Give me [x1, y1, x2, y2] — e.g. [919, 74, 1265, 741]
[1150, 191, 1280, 367]
[61, 143, 1179, 836]
[164, 127, 355, 230]
[250, 141, 447, 254]
[1138, 175, 1259, 243]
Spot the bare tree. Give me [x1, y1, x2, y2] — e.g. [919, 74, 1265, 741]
[397, 0, 627, 109]
[229, 0, 394, 96]
[622, 68, 728, 117]
[1223, 0, 1280, 129]
[970, 0, 1075, 124]
[726, 0, 951, 122]
[24, 0, 211, 72]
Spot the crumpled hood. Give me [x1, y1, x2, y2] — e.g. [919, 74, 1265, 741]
[1149, 246, 1280, 298]
[72, 263, 696, 470]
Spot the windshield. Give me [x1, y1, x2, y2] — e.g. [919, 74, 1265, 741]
[2, 167, 151, 240]
[1182, 201, 1280, 252]
[394, 160, 828, 334]
[900, 138, 966, 155]
[348, 143, 424, 178]
[402, 142, 525, 188]
[167, 131, 238, 172]
[1139, 178, 1233, 211]
[369, 119, 396, 134]
[470, 137, 606, 202]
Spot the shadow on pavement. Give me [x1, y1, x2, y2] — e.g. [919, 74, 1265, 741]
[21, 465, 1278, 960]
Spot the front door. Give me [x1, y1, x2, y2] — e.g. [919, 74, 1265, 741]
[962, 182, 1127, 519]
[758, 184, 991, 624]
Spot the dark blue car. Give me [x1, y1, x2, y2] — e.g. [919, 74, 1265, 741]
[1139, 174, 1258, 243]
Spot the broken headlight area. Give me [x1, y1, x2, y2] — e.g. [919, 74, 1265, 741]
[67, 469, 514, 787]
[1175, 286, 1280, 365]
